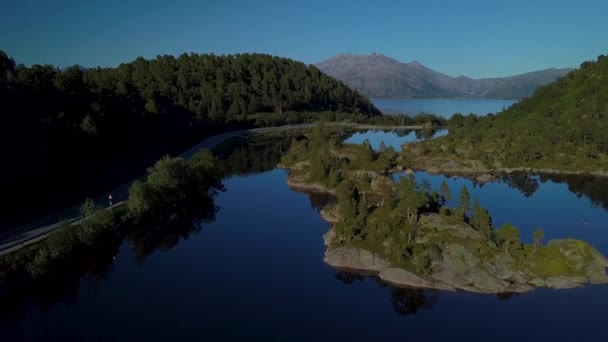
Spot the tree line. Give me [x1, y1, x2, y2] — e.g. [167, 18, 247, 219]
[0, 50, 381, 231]
[418, 54, 608, 172]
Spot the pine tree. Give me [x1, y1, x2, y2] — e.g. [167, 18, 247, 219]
[458, 185, 470, 215]
[440, 180, 452, 205]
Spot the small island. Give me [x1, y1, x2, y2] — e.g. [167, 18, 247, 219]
[279, 124, 608, 293]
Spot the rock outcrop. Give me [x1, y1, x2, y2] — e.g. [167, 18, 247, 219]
[321, 225, 608, 294]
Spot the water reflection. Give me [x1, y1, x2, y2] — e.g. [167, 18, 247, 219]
[334, 270, 365, 285]
[218, 134, 295, 176]
[333, 269, 441, 317]
[539, 173, 608, 211]
[344, 129, 447, 151]
[492, 172, 608, 209]
[498, 173, 540, 198]
[0, 175, 221, 334]
[390, 287, 439, 317]
[0, 133, 302, 334]
[0, 238, 121, 333]
[128, 195, 219, 261]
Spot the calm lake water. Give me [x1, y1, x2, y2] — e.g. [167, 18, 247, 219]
[372, 98, 518, 118]
[2, 130, 608, 341]
[345, 129, 448, 151]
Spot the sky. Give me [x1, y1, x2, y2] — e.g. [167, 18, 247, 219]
[1, 0, 607, 78]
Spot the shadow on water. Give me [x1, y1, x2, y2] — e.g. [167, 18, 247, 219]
[0, 237, 122, 333]
[539, 174, 608, 211]
[0, 174, 221, 336]
[333, 269, 440, 317]
[217, 134, 297, 176]
[487, 172, 608, 209]
[0, 133, 305, 334]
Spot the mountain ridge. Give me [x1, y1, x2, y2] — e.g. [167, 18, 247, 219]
[315, 53, 573, 99]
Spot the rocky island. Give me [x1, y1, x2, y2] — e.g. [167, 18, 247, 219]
[279, 124, 608, 294]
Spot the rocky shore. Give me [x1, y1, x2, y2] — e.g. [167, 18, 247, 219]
[323, 234, 608, 294]
[280, 147, 608, 294]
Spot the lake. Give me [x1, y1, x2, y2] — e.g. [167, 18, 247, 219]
[372, 98, 518, 118]
[344, 129, 448, 151]
[2, 130, 608, 341]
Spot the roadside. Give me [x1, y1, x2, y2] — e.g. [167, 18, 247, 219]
[0, 124, 316, 256]
[0, 122, 425, 256]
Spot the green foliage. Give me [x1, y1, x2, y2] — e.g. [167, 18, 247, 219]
[80, 114, 97, 135]
[127, 150, 223, 224]
[528, 245, 573, 277]
[80, 198, 99, 218]
[402, 242, 443, 274]
[533, 228, 545, 250]
[76, 208, 118, 246]
[26, 222, 79, 278]
[395, 175, 429, 225]
[495, 222, 521, 254]
[439, 179, 452, 205]
[458, 185, 470, 214]
[470, 198, 493, 237]
[417, 54, 608, 172]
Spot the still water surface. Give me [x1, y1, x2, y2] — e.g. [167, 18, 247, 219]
[372, 98, 518, 118]
[345, 129, 447, 151]
[2, 130, 608, 341]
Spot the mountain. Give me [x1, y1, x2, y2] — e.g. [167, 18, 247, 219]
[315, 53, 572, 99]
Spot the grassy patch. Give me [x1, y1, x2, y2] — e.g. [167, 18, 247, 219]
[528, 245, 573, 278]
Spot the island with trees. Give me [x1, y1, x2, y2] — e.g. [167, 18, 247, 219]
[400, 54, 608, 179]
[279, 123, 608, 293]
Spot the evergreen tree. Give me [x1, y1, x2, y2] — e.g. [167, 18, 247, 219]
[495, 223, 520, 254]
[533, 228, 545, 252]
[458, 185, 471, 215]
[439, 179, 452, 205]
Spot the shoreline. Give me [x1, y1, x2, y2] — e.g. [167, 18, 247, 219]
[397, 165, 608, 183]
[282, 163, 608, 294]
[1, 121, 422, 256]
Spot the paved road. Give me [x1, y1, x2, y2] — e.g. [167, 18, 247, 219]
[0, 124, 316, 256]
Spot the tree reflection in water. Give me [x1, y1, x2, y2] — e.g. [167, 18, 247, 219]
[390, 287, 439, 317]
[334, 270, 365, 285]
[0, 133, 301, 333]
[333, 270, 440, 317]
[0, 173, 221, 334]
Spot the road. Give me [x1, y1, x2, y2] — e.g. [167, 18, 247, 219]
[0, 124, 316, 256]
[0, 122, 417, 256]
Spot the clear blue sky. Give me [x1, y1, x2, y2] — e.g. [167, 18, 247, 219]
[1, 0, 607, 78]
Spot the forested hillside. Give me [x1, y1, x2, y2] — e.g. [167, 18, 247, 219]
[409, 54, 608, 172]
[0, 50, 379, 231]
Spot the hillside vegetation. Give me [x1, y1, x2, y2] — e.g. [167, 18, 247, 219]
[0, 50, 379, 231]
[405, 54, 608, 173]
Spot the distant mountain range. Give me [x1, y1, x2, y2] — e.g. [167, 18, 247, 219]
[315, 53, 572, 99]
